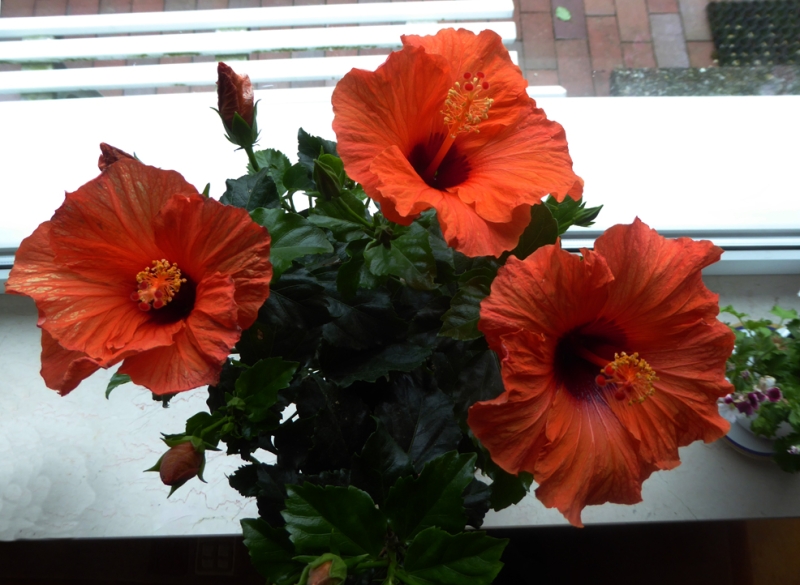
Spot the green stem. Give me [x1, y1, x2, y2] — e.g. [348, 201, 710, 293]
[386, 550, 398, 585]
[200, 416, 227, 439]
[336, 198, 372, 228]
[356, 560, 389, 570]
[243, 144, 260, 172]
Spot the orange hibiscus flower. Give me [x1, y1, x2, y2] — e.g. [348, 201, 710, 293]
[332, 28, 583, 258]
[468, 219, 734, 526]
[5, 148, 272, 396]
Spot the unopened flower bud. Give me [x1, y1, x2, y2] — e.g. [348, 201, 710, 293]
[217, 62, 254, 129]
[723, 394, 735, 404]
[159, 442, 203, 486]
[735, 400, 755, 416]
[299, 554, 346, 585]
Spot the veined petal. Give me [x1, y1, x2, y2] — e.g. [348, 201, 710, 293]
[479, 244, 613, 345]
[332, 45, 451, 198]
[7, 221, 178, 360]
[40, 329, 102, 395]
[402, 28, 529, 127]
[118, 273, 240, 395]
[153, 194, 271, 330]
[49, 158, 199, 283]
[534, 390, 656, 527]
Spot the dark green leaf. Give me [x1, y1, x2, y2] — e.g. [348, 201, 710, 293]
[463, 478, 492, 528]
[351, 418, 412, 506]
[283, 163, 315, 195]
[771, 305, 798, 321]
[439, 269, 494, 341]
[489, 470, 533, 511]
[309, 191, 372, 242]
[384, 452, 476, 542]
[328, 341, 433, 387]
[364, 223, 436, 290]
[298, 128, 338, 172]
[282, 483, 387, 557]
[220, 168, 280, 211]
[241, 518, 303, 585]
[511, 203, 558, 260]
[322, 289, 404, 351]
[229, 464, 260, 498]
[773, 434, 800, 473]
[105, 372, 131, 399]
[376, 372, 462, 471]
[235, 357, 299, 423]
[248, 148, 291, 194]
[250, 208, 334, 277]
[399, 527, 507, 585]
[336, 240, 382, 299]
[451, 348, 504, 420]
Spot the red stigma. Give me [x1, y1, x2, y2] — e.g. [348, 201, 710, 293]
[138, 302, 151, 312]
[476, 71, 485, 78]
[464, 82, 474, 91]
[463, 72, 471, 80]
[153, 299, 165, 309]
[482, 81, 490, 90]
[604, 365, 615, 376]
[595, 375, 608, 387]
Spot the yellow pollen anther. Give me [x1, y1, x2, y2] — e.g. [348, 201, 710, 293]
[422, 72, 494, 182]
[441, 74, 494, 139]
[132, 259, 186, 311]
[597, 352, 658, 406]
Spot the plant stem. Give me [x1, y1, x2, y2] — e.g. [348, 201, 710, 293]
[244, 144, 260, 172]
[336, 198, 372, 228]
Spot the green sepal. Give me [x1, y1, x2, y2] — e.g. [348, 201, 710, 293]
[297, 553, 348, 585]
[313, 154, 346, 200]
[544, 195, 603, 235]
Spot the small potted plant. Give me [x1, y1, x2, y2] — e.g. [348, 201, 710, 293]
[720, 304, 800, 471]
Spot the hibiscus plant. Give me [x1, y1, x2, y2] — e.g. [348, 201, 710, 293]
[5, 29, 738, 585]
[721, 305, 800, 472]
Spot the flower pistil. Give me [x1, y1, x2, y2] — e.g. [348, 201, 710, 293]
[132, 259, 187, 312]
[423, 71, 493, 181]
[596, 352, 658, 405]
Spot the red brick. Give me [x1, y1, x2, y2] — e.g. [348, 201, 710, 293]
[1, 0, 36, 16]
[556, 39, 594, 96]
[647, 0, 677, 13]
[587, 16, 622, 71]
[358, 48, 392, 56]
[621, 41, 655, 67]
[99, 0, 132, 12]
[592, 69, 611, 96]
[35, 0, 68, 15]
[326, 49, 358, 57]
[686, 40, 716, 67]
[521, 12, 557, 69]
[131, 0, 164, 11]
[526, 69, 560, 85]
[552, 0, 587, 39]
[160, 56, 192, 64]
[678, 0, 711, 41]
[157, 86, 190, 93]
[196, 0, 226, 7]
[68, 0, 101, 14]
[164, 0, 196, 9]
[94, 59, 127, 67]
[584, 0, 615, 16]
[520, 0, 550, 12]
[615, 0, 650, 42]
[191, 85, 216, 92]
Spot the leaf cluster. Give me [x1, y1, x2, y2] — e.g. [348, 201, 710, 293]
[149, 129, 601, 584]
[722, 305, 800, 471]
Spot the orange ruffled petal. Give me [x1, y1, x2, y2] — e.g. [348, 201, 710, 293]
[332, 28, 583, 258]
[469, 220, 734, 526]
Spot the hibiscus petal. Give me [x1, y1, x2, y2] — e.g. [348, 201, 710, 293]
[594, 218, 724, 328]
[40, 329, 102, 395]
[468, 330, 556, 474]
[479, 244, 614, 345]
[118, 273, 240, 395]
[534, 389, 656, 527]
[370, 145, 532, 257]
[6, 221, 178, 361]
[402, 28, 529, 127]
[454, 102, 584, 223]
[49, 158, 199, 283]
[153, 194, 271, 330]
[332, 45, 451, 201]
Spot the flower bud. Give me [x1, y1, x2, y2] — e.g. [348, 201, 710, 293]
[299, 554, 346, 585]
[217, 62, 254, 129]
[159, 442, 203, 486]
